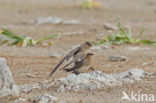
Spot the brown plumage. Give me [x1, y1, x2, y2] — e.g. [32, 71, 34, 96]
[65, 53, 94, 75]
[49, 41, 92, 77]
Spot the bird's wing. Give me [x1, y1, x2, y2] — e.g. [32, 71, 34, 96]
[65, 55, 87, 72]
[60, 46, 81, 70]
[65, 46, 81, 60]
[65, 61, 83, 72]
[49, 46, 81, 77]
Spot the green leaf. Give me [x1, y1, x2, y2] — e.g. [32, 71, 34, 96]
[138, 27, 145, 38]
[93, 18, 156, 46]
[117, 18, 126, 34]
[82, 0, 92, 9]
[1, 28, 24, 41]
[0, 28, 59, 47]
[35, 34, 59, 44]
[138, 39, 156, 45]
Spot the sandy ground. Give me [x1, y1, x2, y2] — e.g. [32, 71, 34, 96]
[0, 0, 156, 103]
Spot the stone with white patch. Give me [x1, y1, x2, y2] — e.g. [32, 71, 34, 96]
[0, 58, 19, 97]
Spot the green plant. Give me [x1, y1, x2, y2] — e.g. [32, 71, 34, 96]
[81, 0, 101, 9]
[0, 28, 59, 47]
[93, 18, 156, 45]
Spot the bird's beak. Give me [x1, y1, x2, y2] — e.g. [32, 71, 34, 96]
[89, 53, 94, 55]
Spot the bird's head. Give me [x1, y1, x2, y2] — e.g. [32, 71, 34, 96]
[85, 41, 92, 47]
[82, 41, 92, 52]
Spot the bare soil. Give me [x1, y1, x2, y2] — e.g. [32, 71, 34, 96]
[0, 0, 156, 103]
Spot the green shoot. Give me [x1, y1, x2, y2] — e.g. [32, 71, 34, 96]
[0, 28, 59, 47]
[81, 0, 101, 9]
[93, 19, 156, 45]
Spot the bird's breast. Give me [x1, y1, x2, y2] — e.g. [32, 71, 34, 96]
[76, 66, 91, 73]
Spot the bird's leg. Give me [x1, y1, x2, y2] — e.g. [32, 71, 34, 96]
[89, 67, 95, 71]
[72, 71, 80, 75]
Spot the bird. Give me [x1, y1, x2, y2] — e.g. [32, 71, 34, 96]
[64, 53, 94, 75]
[49, 41, 92, 77]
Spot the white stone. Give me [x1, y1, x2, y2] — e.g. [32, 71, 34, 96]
[0, 58, 19, 97]
[109, 55, 127, 62]
[125, 47, 150, 51]
[28, 16, 80, 25]
[35, 94, 57, 103]
[11, 98, 27, 103]
[91, 46, 101, 50]
[25, 73, 35, 78]
[19, 84, 33, 93]
[49, 53, 61, 58]
[61, 31, 83, 36]
[103, 23, 118, 30]
[45, 68, 147, 92]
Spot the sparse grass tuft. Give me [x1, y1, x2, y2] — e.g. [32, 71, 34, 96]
[93, 18, 156, 45]
[0, 28, 59, 47]
[81, 0, 101, 9]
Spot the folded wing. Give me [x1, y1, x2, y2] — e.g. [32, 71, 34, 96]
[49, 46, 81, 77]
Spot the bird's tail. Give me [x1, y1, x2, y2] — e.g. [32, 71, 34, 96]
[49, 57, 66, 77]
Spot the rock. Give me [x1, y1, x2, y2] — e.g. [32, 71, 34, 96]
[120, 68, 147, 80]
[125, 47, 150, 51]
[19, 84, 33, 93]
[28, 17, 62, 25]
[25, 74, 35, 78]
[61, 31, 83, 36]
[49, 53, 61, 58]
[103, 23, 118, 30]
[44, 68, 147, 92]
[62, 19, 80, 25]
[91, 46, 101, 50]
[11, 98, 27, 103]
[101, 45, 109, 49]
[19, 83, 41, 93]
[1, 25, 17, 29]
[28, 16, 80, 25]
[34, 94, 58, 103]
[142, 61, 156, 66]
[142, 62, 153, 66]
[151, 73, 156, 76]
[57, 85, 65, 93]
[91, 45, 109, 50]
[32, 83, 41, 89]
[17, 69, 147, 93]
[109, 55, 127, 62]
[0, 58, 19, 97]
